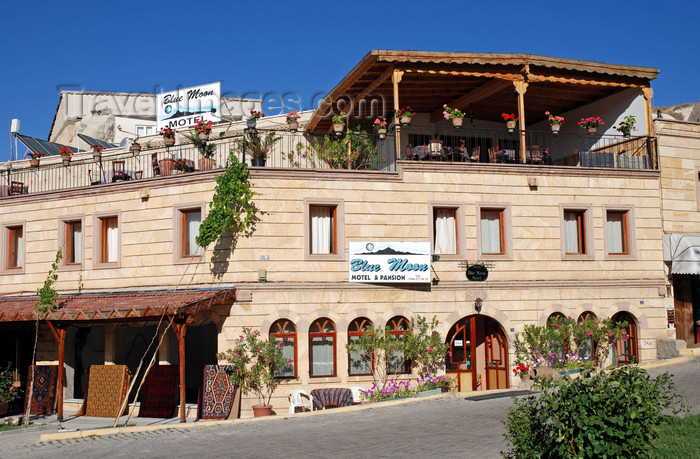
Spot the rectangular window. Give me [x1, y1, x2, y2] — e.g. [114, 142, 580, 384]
[305, 199, 344, 261]
[181, 209, 202, 257]
[8, 226, 24, 269]
[563, 210, 586, 254]
[64, 220, 83, 265]
[480, 209, 504, 255]
[606, 211, 628, 255]
[99, 216, 119, 264]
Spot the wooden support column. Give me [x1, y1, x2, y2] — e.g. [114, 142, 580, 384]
[392, 70, 404, 160]
[642, 87, 657, 169]
[514, 80, 528, 164]
[46, 321, 66, 422]
[172, 321, 187, 423]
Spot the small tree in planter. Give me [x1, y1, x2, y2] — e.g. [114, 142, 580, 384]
[0, 362, 22, 415]
[218, 328, 290, 416]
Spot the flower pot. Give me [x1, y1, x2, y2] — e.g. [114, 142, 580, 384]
[198, 157, 215, 171]
[551, 124, 561, 134]
[159, 158, 174, 176]
[333, 123, 344, 133]
[416, 388, 442, 397]
[377, 128, 387, 140]
[132, 145, 142, 154]
[252, 404, 273, 417]
[623, 133, 630, 138]
[506, 120, 516, 133]
[251, 158, 266, 167]
[587, 127, 597, 135]
[164, 137, 176, 147]
[62, 157, 71, 166]
[198, 132, 210, 142]
[452, 118, 463, 128]
[400, 116, 412, 126]
[93, 152, 101, 161]
[288, 122, 299, 132]
[30, 158, 40, 168]
[247, 119, 257, 130]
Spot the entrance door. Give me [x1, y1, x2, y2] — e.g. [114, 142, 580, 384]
[446, 315, 508, 391]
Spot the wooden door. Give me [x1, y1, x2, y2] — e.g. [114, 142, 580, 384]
[484, 320, 509, 390]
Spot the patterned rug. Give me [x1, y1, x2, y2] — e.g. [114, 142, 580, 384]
[78, 365, 131, 417]
[138, 365, 179, 418]
[25, 365, 58, 414]
[198, 365, 236, 420]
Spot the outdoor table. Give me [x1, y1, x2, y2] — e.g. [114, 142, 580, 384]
[310, 388, 353, 410]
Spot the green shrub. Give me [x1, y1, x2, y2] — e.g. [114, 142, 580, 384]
[503, 366, 688, 458]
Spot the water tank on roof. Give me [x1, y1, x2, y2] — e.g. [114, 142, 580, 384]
[10, 119, 20, 134]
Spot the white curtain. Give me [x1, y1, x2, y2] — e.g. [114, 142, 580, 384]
[73, 225, 83, 263]
[106, 220, 119, 262]
[15, 229, 24, 267]
[311, 336, 334, 376]
[564, 213, 580, 253]
[607, 213, 624, 253]
[186, 212, 202, 256]
[480, 211, 502, 254]
[311, 207, 332, 254]
[434, 209, 456, 254]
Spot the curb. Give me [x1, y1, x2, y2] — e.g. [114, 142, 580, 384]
[638, 355, 693, 370]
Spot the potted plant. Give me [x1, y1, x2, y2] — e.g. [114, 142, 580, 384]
[501, 113, 518, 133]
[248, 110, 264, 130]
[373, 117, 388, 139]
[28, 151, 43, 168]
[183, 131, 217, 170]
[218, 328, 290, 417]
[545, 111, 564, 134]
[615, 115, 637, 138]
[395, 106, 416, 126]
[160, 126, 177, 147]
[286, 110, 300, 132]
[578, 116, 604, 135]
[59, 145, 73, 166]
[174, 158, 189, 174]
[332, 111, 346, 133]
[0, 363, 21, 416]
[131, 137, 142, 154]
[91, 144, 105, 160]
[415, 374, 454, 397]
[443, 105, 465, 128]
[194, 119, 213, 141]
[239, 129, 281, 167]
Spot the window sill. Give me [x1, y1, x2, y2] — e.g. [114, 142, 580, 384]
[93, 262, 121, 270]
[308, 376, 341, 384]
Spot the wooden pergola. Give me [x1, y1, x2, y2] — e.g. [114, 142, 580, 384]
[307, 50, 659, 163]
[0, 288, 236, 422]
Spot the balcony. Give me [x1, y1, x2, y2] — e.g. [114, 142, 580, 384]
[0, 126, 657, 198]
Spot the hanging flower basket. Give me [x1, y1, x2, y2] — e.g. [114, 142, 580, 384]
[164, 137, 176, 147]
[30, 158, 40, 168]
[288, 121, 299, 132]
[132, 143, 142, 154]
[62, 157, 71, 166]
[452, 118, 463, 128]
[377, 128, 387, 139]
[551, 124, 561, 134]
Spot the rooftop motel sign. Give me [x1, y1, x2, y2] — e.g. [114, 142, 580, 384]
[157, 82, 221, 131]
[348, 242, 431, 283]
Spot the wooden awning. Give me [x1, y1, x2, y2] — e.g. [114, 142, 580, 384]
[0, 288, 236, 323]
[307, 50, 659, 132]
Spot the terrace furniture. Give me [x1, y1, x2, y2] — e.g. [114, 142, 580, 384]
[111, 161, 129, 182]
[152, 153, 161, 176]
[488, 148, 498, 163]
[429, 140, 443, 160]
[287, 389, 313, 414]
[9, 181, 25, 195]
[310, 388, 353, 410]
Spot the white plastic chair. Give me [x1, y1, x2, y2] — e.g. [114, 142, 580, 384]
[349, 386, 365, 404]
[287, 390, 313, 414]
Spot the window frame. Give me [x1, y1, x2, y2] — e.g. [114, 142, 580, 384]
[304, 198, 345, 261]
[2, 222, 25, 273]
[59, 216, 84, 270]
[173, 203, 206, 264]
[348, 317, 374, 376]
[386, 316, 411, 375]
[603, 206, 637, 260]
[476, 203, 512, 260]
[93, 211, 121, 269]
[559, 205, 594, 261]
[309, 318, 337, 377]
[270, 319, 297, 378]
[429, 203, 465, 260]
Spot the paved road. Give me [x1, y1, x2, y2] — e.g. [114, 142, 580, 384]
[1, 357, 698, 459]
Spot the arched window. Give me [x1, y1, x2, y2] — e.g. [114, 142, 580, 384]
[309, 318, 336, 377]
[612, 312, 638, 365]
[386, 316, 410, 374]
[270, 319, 297, 378]
[577, 312, 597, 365]
[348, 317, 373, 376]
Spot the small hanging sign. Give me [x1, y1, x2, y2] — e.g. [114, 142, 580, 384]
[466, 264, 489, 281]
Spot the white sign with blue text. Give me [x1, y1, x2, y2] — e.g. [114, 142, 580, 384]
[157, 82, 221, 131]
[348, 241, 431, 283]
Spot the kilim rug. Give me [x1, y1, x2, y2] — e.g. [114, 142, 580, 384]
[25, 365, 58, 414]
[138, 365, 179, 418]
[77, 365, 131, 417]
[198, 365, 237, 420]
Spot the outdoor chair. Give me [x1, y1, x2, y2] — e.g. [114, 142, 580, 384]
[287, 389, 313, 414]
[349, 386, 365, 404]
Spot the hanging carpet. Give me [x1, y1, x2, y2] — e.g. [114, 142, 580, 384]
[198, 365, 237, 420]
[25, 365, 58, 414]
[77, 365, 131, 417]
[138, 364, 179, 418]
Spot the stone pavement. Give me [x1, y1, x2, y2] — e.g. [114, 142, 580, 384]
[0, 356, 697, 459]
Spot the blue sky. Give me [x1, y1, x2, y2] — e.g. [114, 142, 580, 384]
[1, 0, 698, 162]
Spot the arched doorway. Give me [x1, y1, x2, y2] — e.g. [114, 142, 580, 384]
[611, 312, 638, 365]
[445, 315, 509, 391]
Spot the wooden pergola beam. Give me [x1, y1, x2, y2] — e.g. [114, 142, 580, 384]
[430, 79, 512, 123]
